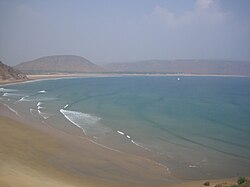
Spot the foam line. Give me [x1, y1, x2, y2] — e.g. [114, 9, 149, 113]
[38, 109, 51, 120]
[151, 160, 171, 175]
[0, 88, 17, 92]
[38, 90, 47, 93]
[87, 138, 123, 153]
[64, 104, 69, 109]
[131, 140, 151, 151]
[126, 135, 131, 139]
[60, 109, 86, 134]
[117, 130, 125, 135]
[16, 96, 28, 102]
[2, 103, 22, 118]
[29, 108, 37, 117]
[3, 93, 25, 97]
[188, 165, 198, 168]
[37, 102, 42, 106]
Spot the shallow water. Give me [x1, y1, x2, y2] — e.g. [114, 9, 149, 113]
[1, 76, 250, 179]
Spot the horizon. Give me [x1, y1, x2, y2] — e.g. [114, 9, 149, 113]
[1, 0, 250, 65]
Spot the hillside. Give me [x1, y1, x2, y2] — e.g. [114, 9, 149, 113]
[15, 55, 104, 74]
[104, 59, 250, 76]
[0, 61, 27, 81]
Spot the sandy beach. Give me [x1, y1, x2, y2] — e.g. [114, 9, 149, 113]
[1, 107, 248, 187]
[0, 103, 173, 187]
[1, 75, 249, 187]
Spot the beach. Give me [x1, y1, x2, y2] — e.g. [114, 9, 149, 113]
[1, 75, 250, 187]
[0, 103, 172, 187]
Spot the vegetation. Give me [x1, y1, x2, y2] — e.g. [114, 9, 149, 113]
[229, 177, 250, 187]
[238, 177, 248, 185]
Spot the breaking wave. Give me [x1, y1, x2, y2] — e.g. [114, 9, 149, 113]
[60, 109, 109, 136]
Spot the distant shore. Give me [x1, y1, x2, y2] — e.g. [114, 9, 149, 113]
[1, 72, 250, 86]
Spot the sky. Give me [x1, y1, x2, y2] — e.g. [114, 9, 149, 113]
[0, 0, 250, 65]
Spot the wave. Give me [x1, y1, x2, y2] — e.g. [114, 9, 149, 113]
[37, 102, 42, 106]
[0, 88, 17, 92]
[38, 109, 52, 119]
[60, 109, 109, 136]
[116, 130, 150, 151]
[38, 90, 47, 93]
[60, 109, 86, 134]
[117, 130, 125, 135]
[36, 102, 44, 109]
[19, 97, 55, 102]
[3, 93, 26, 97]
[131, 139, 151, 152]
[2, 103, 22, 118]
[30, 108, 38, 117]
[188, 165, 198, 168]
[16, 96, 29, 102]
[64, 104, 69, 109]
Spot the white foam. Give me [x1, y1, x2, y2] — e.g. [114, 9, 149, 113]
[188, 165, 198, 168]
[87, 138, 122, 153]
[60, 109, 105, 135]
[30, 108, 37, 117]
[2, 103, 22, 118]
[3, 93, 26, 97]
[38, 109, 51, 120]
[19, 97, 55, 102]
[131, 139, 151, 151]
[0, 88, 17, 92]
[64, 104, 69, 109]
[37, 102, 44, 109]
[38, 106, 43, 110]
[37, 102, 42, 106]
[117, 130, 125, 135]
[16, 96, 29, 102]
[126, 135, 131, 139]
[38, 90, 47, 93]
[151, 160, 171, 175]
[60, 109, 86, 134]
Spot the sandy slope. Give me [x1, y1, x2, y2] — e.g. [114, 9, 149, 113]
[0, 104, 172, 187]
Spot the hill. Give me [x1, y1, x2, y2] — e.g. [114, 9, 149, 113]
[104, 59, 250, 76]
[15, 55, 104, 74]
[0, 61, 27, 81]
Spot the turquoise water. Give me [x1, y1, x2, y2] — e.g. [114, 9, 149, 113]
[1, 76, 250, 179]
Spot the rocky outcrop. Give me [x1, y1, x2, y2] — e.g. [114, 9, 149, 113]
[0, 61, 28, 81]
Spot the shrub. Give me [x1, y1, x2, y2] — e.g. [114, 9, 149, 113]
[237, 177, 247, 185]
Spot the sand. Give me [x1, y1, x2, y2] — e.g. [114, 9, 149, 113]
[1, 75, 249, 187]
[0, 104, 174, 187]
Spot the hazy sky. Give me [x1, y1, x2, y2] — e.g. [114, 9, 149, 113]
[0, 0, 250, 65]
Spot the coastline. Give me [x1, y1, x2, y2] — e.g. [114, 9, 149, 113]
[1, 75, 250, 186]
[0, 103, 172, 186]
[1, 72, 250, 86]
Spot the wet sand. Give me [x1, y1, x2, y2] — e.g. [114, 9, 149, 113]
[0, 103, 173, 187]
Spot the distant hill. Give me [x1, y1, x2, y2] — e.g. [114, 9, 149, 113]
[15, 55, 104, 74]
[104, 59, 250, 76]
[0, 61, 27, 81]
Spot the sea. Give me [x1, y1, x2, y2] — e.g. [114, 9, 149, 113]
[1, 76, 250, 180]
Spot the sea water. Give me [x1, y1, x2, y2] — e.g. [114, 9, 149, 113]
[1, 76, 250, 179]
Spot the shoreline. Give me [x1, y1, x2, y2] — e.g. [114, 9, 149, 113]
[0, 103, 174, 186]
[1, 72, 250, 86]
[1, 103, 249, 187]
[1, 76, 250, 186]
